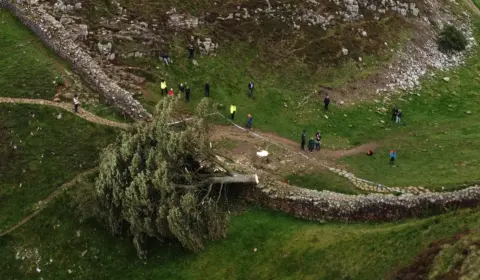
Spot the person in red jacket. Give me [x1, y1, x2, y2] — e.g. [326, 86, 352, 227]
[168, 88, 174, 96]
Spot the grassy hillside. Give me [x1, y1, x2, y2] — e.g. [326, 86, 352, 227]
[0, 104, 118, 231]
[1, 190, 479, 279]
[0, 10, 119, 231]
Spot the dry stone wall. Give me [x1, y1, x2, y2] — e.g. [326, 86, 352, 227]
[240, 180, 480, 221]
[0, 0, 151, 121]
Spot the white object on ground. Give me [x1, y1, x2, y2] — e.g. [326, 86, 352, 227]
[256, 150, 269, 157]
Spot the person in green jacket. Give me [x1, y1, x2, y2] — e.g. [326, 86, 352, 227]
[308, 137, 315, 153]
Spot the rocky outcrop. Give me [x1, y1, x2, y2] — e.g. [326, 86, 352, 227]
[0, 0, 150, 120]
[241, 180, 480, 221]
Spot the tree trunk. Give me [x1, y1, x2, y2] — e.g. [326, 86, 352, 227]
[175, 174, 259, 190]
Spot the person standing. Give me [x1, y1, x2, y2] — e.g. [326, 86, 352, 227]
[308, 137, 315, 153]
[324, 94, 330, 111]
[188, 44, 194, 59]
[168, 88, 174, 96]
[392, 106, 399, 121]
[73, 95, 79, 113]
[230, 104, 237, 120]
[185, 86, 191, 102]
[160, 53, 171, 65]
[161, 80, 167, 95]
[179, 83, 185, 93]
[396, 110, 403, 124]
[205, 82, 210, 97]
[246, 114, 253, 130]
[315, 131, 321, 151]
[248, 82, 254, 97]
[301, 130, 306, 151]
[389, 150, 397, 164]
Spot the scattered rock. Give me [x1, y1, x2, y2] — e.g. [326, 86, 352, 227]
[443, 77, 450, 82]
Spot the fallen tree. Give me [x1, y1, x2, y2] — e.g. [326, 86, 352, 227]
[89, 96, 257, 259]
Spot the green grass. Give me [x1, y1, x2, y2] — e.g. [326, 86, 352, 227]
[1, 193, 480, 279]
[0, 104, 118, 231]
[287, 172, 365, 195]
[474, 0, 480, 9]
[428, 228, 480, 279]
[0, 11, 66, 99]
[134, 14, 480, 191]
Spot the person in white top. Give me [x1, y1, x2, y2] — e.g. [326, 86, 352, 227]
[73, 95, 79, 113]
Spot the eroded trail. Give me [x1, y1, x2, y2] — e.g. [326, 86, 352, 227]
[0, 97, 131, 130]
[0, 168, 97, 237]
[210, 125, 378, 160]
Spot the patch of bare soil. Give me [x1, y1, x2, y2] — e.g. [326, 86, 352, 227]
[210, 125, 378, 180]
[211, 125, 377, 161]
[389, 229, 471, 280]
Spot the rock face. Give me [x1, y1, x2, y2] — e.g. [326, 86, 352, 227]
[0, 0, 150, 120]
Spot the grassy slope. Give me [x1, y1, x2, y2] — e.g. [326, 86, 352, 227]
[340, 35, 480, 190]
[1, 194, 479, 280]
[141, 14, 480, 191]
[127, 8, 479, 189]
[0, 10, 130, 123]
[0, 11, 62, 99]
[0, 104, 118, 231]
[287, 172, 365, 195]
[0, 10, 119, 231]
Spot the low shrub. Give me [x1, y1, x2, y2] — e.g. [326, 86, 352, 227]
[438, 25, 467, 53]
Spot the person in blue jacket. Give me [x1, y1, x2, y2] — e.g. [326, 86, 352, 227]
[389, 150, 397, 164]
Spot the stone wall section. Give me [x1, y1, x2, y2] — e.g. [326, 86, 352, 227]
[0, 0, 151, 121]
[240, 180, 480, 221]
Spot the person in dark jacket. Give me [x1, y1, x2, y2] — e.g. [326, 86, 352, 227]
[187, 44, 194, 59]
[179, 83, 185, 93]
[205, 82, 210, 97]
[396, 110, 403, 124]
[248, 82, 254, 97]
[324, 94, 330, 111]
[185, 87, 191, 102]
[160, 53, 171, 65]
[301, 130, 306, 151]
[392, 106, 399, 121]
[308, 137, 315, 153]
[315, 131, 321, 150]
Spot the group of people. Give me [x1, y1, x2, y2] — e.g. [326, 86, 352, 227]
[301, 130, 322, 152]
[159, 79, 212, 102]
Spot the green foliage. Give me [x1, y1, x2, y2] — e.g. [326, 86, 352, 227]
[438, 25, 468, 53]
[94, 96, 229, 258]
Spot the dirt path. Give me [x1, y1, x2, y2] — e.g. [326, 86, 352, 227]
[211, 125, 378, 160]
[0, 168, 98, 237]
[0, 97, 131, 130]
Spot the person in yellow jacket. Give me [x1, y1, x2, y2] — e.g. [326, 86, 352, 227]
[160, 79, 167, 95]
[230, 104, 236, 120]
